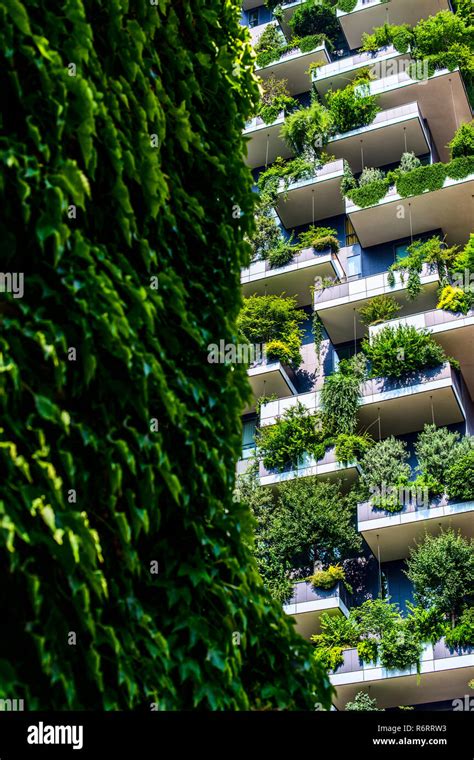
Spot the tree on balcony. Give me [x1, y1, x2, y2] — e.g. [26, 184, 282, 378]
[406, 530, 474, 624]
[237, 294, 305, 366]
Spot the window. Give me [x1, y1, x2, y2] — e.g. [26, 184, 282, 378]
[248, 9, 259, 28]
[242, 417, 257, 459]
[394, 243, 409, 262]
[347, 253, 361, 278]
[345, 217, 359, 247]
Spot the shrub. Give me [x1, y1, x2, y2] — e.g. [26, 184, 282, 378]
[414, 424, 470, 485]
[406, 529, 474, 619]
[258, 76, 298, 124]
[254, 23, 286, 68]
[452, 233, 474, 278]
[238, 294, 305, 367]
[312, 611, 360, 650]
[309, 564, 348, 590]
[281, 100, 332, 156]
[360, 437, 411, 502]
[290, 1, 340, 44]
[445, 608, 474, 648]
[406, 603, 449, 644]
[345, 691, 382, 711]
[340, 159, 357, 194]
[267, 238, 299, 269]
[394, 162, 447, 197]
[298, 225, 340, 253]
[249, 204, 282, 261]
[335, 433, 374, 465]
[0, 0, 332, 711]
[362, 324, 448, 378]
[445, 449, 474, 502]
[321, 354, 366, 435]
[359, 167, 385, 186]
[437, 284, 471, 314]
[337, 0, 358, 13]
[448, 121, 474, 158]
[352, 598, 402, 638]
[399, 151, 422, 173]
[359, 295, 401, 326]
[357, 639, 379, 665]
[380, 624, 423, 671]
[346, 178, 389, 207]
[389, 236, 458, 300]
[257, 403, 330, 471]
[327, 82, 380, 135]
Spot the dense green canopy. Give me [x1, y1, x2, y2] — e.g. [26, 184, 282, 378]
[0, 0, 331, 709]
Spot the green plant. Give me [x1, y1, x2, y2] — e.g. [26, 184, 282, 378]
[449, 121, 474, 158]
[337, 0, 358, 13]
[268, 478, 362, 579]
[257, 403, 329, 470]
[352, 598, 402, 639]
[360, 436, 411, 504]
[267, 236, 299, 268]
[309, 564, 349, 591]
[445, 608, 474, 648]
[248, 202, 283, 261]
[254, 23, 286, 68]
[321, 354, 367, 435]
[437, 284, 471, 314]
[389, 236, 458, 301]
[406, 603, 449, 645]
[258, 75, 298, 124]
[399, 151, 422, 173]
[290, 1, 340, 45]
[327, 81, 380, 135]
[312, 611, 360, 650]
[362, 324, 449, 378]
[414, 424, 472, 486]
[335, 433, 374, 465]
[312, 312, 324, 357]
[445, 449, 474, 502]
[346, 177, 389, 208]
[357, 639, 379, 665]
[298, 225, 340, 253]
[340, 159, 357, 194]
[258, 155, 319, 201]
[345, 691, 383, 711]
[281, 100, 332, 157]
[359, 295, 401, 326]
[359, 167, 385, 186]
[238, 294, 305, 367]
[255, 394, 278, 416]
[380, 623, 423, 671]
[0, 0, 333, 711]
[406, 529, 474, 621]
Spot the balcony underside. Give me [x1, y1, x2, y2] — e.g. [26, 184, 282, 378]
[244, 117, 290, 169]
[329, 103, 430, 174]
[257, 46, 329, 96]
[315, 279, 440, 345]
[337, 0, 451, 50]
[359, 501, 474, 562]
[348, 175, 474, 248]
[434, 321, 474, 401]
[247, 362, 296, 411]
[373, 69, 471, 163]
[242, 250, 342, 307]
[276, 168, 345, 228]
[285, 599, 347, 639]
[357, 370, 466, 437]
[332, 656, 474, 710]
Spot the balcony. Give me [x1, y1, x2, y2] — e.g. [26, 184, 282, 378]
[359, 496, 474, 562]
[275, 159, 345, 227]
[258, 446, 361, 489]
[243, 111, 290, 169]
[313, 45, 410, 99]
[359, 68, 471, 162]
[331, 638, 474, 710]
[247, 349, 297, 409]
[314, 263, 440, 344]
[328, 102, 431, 174]
[256, 43, 330, 96]
[284, 580, 350, 639]
[336, 0, 451, 50]
[241, 245, 345, 307]
[346, 172, 474, 248]
[260, 363, 467, 437]
[370, 309, 474, 400]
